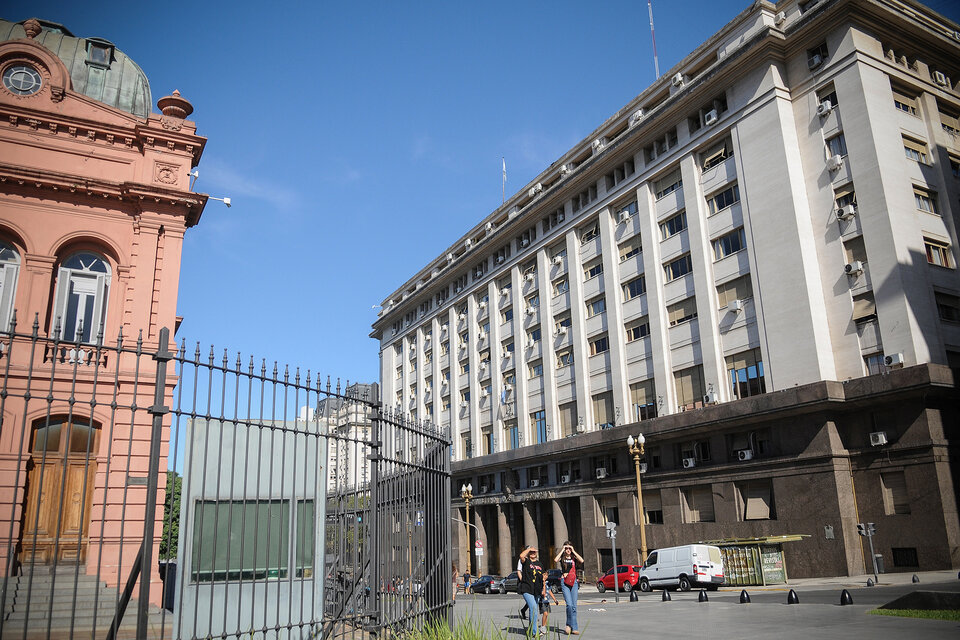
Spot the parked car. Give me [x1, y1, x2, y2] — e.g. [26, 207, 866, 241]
[469, 575, 505, 594]
[501, 571, 520, 593]
[596, 565, 642, 593]
[637, 544, 724, 592]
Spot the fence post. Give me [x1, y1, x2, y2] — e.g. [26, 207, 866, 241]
[366, 402, 383, 633]
[137, 327, 173, 638]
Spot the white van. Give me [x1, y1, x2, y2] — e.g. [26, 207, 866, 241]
[637, 544, 724, 591]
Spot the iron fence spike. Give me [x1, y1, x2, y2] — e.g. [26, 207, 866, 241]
[32, 311, 40, 336]
[194, 341, 201, 361]
[222, 348, 229, 367]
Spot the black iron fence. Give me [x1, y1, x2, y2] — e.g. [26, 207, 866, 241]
[0, 316, 451, 639]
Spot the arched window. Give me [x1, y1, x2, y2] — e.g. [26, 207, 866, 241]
[52, 251, 111, 343]
[0, 240, 19, 332]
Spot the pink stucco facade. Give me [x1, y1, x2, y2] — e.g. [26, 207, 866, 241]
[0, 21, 206, 605]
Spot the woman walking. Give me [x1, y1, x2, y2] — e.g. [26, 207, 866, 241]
[554, 541, 583, 635]
[518, 546, 546, 637]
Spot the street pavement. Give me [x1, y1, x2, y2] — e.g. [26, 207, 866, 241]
[453, 570, 960, 639]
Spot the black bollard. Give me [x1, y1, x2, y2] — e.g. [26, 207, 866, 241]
[787, 589, 799, 604]
[629, 590, 639, 602]
[740, 589, 751, 604]
[866, 578, 874, 587]
[912, 574, 920, 583]
[840, 589, 853, 606]
[698, 589, 708, 602]
[662, 589, 672, 601]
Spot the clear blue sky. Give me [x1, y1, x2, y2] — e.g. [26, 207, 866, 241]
[7, 1, 960, 386]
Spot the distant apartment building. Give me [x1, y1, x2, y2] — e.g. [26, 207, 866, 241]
[370, 0, 960, 580]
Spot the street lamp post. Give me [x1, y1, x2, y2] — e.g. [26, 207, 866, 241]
[460, 483, 473, 577]
[627, 434, 648, 565]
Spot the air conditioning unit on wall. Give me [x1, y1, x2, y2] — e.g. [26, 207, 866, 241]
[869, 431, 888, 446]
[738, 449, 754, 461]
[595, 468, 607, 479]
[682, 457, 697, 469]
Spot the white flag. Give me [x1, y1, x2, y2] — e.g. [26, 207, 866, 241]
[502, 158, 506, 183]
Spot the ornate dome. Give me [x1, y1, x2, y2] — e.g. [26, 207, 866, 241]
[0, 18, 152, 118]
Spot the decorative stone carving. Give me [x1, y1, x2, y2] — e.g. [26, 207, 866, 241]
[154, 163, 178, 185]
[156, 90, 194, 119]
[161, 115, 182, 131]
[50, 86, 65, 102]
[22, 18, 41, 39]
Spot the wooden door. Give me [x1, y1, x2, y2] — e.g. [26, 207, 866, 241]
[21, 419, 98, 565]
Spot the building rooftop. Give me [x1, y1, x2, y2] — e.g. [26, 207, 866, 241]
[0, 18, 152, 118]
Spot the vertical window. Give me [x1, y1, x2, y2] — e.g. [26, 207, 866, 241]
[913, 186, 938, 214]
[716, 274, 753, 308]
[844, 235, 867, 265]
[625, 318, 650, 342]
[622, 276, 646, 301]
[502, 308, 514, 323]
[554, 313, 571, 333]
[880, 471, 910, 515]
[738, 480, 775, 520]
[653, 167, 683, 199]
[553, 277, 569, 296]
[589, 334, 609, 356]
[892, 87, 919, 116]
[699, 137, 734, 170]
[659, 211, 687, 239]
[707, 184, 740, 214]
[864, 353, 885, 375]
[725, 348, 766, 399]
[531, 410, 547, 444]
[902, 136, 928, 163]
[826, 134, 847, 157]
[585, 296, 606, 318]
[712, 228, 746, 260]
[663, 254, 693, 281]
[618, 236, 642, 262]
[527, 293, 540, 308]
[295, 500, 315, 577]
[528, 360, 543, 378]
[924, 238, 953, 267]
[630, 379, 656, 420]
[681, 486, 715, 523]
[592, 392, 614, 429]
[643, 491, 663, 524]
[505, 421, 519, 450]
[52, 252, 111, 343]
[579, 220, 600, 243]
[0, 240, 20, 332]
[556, 349, 574, 368]
[674, 365, 706, 410]
[816, 85, 838, 109]
[667, 297, 698, 326]
[583, 259, 603, 280]
[559, 402, 577, 437]
[835, 185, 857, 210]
[935, 292, 960, 323]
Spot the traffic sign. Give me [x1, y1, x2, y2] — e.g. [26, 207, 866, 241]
[475, 540, 483, 548]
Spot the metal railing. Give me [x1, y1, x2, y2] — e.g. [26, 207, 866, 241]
[0, 314, 451, 639]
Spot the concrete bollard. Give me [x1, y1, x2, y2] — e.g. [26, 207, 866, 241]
[912, 574, 920, 583]
[787, 589, 799, 604]
[866, 578, 874, 587]
[698, 589, 708, 603]
[840, 589, 853, 606]
[629, 590, 639, 602]
[739, 590, 751, 604]
[662, 590, 671, 601]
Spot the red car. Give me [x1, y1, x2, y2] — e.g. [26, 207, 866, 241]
[596, 565, 642, 592]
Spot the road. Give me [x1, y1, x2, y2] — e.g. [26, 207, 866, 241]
[453, 580, 960, 639]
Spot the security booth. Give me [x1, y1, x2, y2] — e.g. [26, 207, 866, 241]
[701, 536, 808, 587]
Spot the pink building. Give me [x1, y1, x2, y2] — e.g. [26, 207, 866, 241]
[0, 17, 206, 608]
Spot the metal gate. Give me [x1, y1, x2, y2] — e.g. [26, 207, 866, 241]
[0, 318, 451, 639]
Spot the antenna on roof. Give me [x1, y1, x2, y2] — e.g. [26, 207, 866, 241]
[648, 0, 660, 79]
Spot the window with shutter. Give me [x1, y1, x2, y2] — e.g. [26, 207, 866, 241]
[630, 379, 657, 420]
[881, 471, 910, 515]
[53, 252, 111, 343]
[592, 392, 613, 429]
[642, 491, 663, 524]
[740, 480, 774, 520]
[0, 241, 20, 333]
[682, 486, 715, 522]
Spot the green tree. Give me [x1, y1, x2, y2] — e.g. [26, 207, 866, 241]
[160, 471, 182, 560]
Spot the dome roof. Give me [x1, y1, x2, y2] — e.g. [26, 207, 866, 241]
[0, 18, 151, 118]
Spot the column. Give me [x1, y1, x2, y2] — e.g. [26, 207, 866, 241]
[552, 499, 568, 551]
[498, 504, 512, 575]
[522, 500, 538, 549]
[474, 503, 488, 575]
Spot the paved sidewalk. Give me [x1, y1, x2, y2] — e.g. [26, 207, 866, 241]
[452, 575, 960, 640]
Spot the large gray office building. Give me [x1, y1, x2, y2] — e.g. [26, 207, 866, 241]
[370, 0, 960, 580]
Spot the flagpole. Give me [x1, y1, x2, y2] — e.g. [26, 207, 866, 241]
[502, 157, 506, 204]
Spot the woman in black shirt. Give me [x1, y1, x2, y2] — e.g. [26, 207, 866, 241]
[518, 547, 546, 636]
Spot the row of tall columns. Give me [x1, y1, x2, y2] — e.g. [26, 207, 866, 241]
[457, 498, 574, 577]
